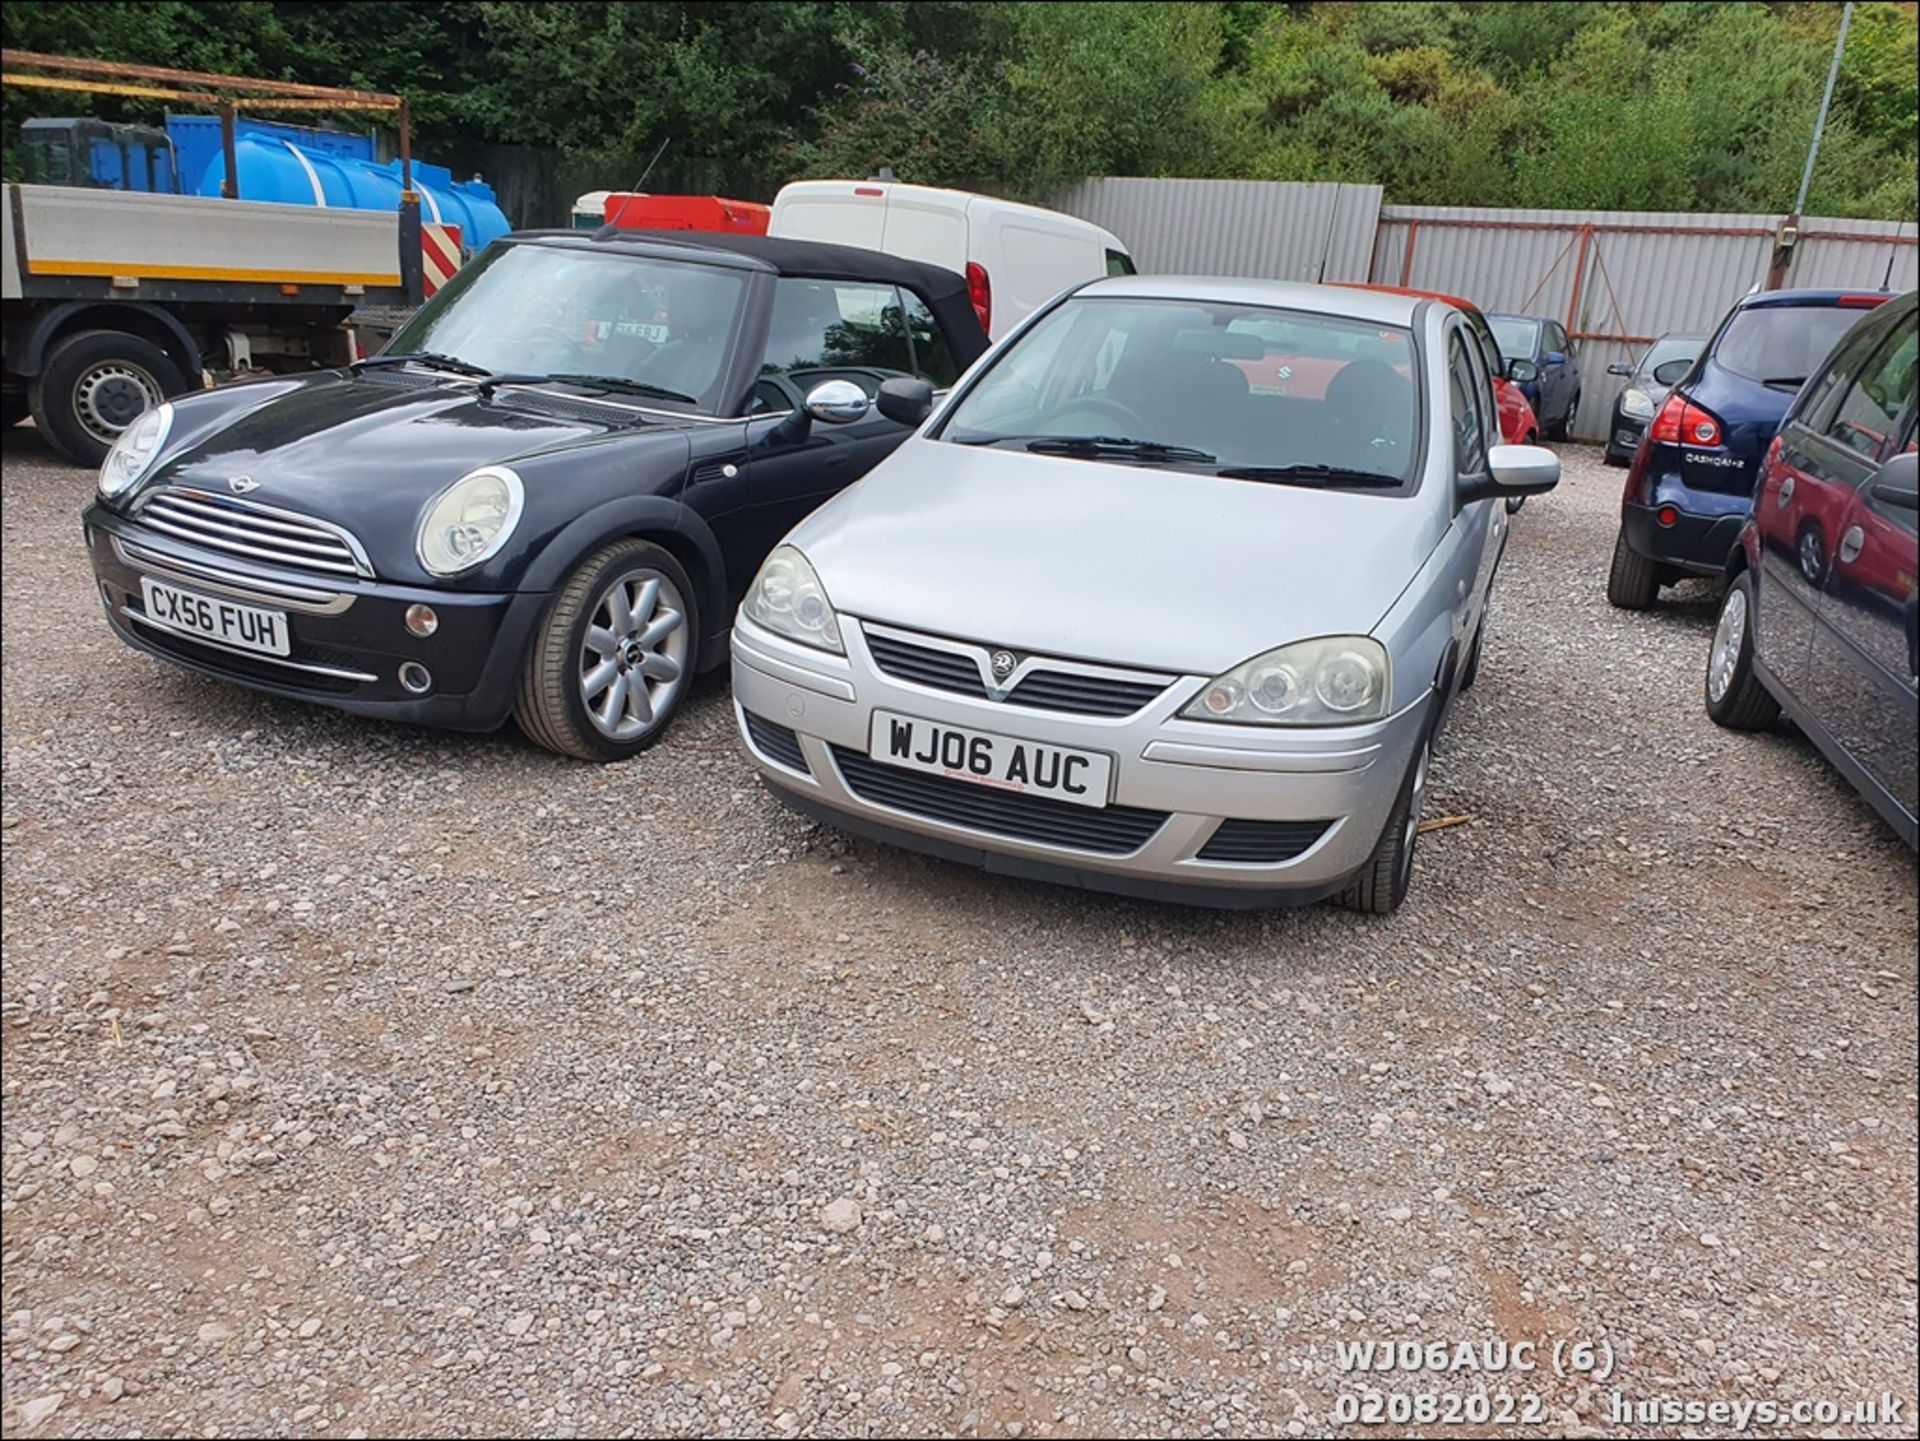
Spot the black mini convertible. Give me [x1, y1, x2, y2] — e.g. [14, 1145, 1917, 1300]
[82, 230, 988, 759]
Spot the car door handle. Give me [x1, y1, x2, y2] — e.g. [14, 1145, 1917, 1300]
[1838, 524, 1865, 564]
[1777, 475, 1795, 506]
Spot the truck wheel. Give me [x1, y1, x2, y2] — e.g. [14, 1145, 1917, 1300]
[1606, 528, 1660, 610]
[30, 329, 188, 467]
[514, 539, 699, 762]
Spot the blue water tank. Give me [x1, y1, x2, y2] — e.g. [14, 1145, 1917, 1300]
[194, 137, 511, 253]
[167, 114, 374, 195]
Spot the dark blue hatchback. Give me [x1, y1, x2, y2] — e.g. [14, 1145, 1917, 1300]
[1607, 288, 1891, 609]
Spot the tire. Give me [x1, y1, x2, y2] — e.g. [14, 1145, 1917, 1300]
[1603, 446, 1629, 468]
[513, 539, 699, 762]
[29, 329, 188, 467]
[1551, 392, 1580, 442]
[1606, 527, 1661, 610]
[1460, 612, 1486, 691]
[1335, 734, 1431, 916]
[1704, 572, 1780, 731]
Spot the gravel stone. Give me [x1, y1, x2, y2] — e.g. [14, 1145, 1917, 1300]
[2, 439, 1914, 1436]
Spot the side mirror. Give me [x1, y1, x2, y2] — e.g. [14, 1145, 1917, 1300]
[1506, 357, 1542, 384]
[1544, 350, 1567, 367]
[1488, 443, 1561, 494]
[1870, 450, 1918, 511]
[875, 375, 934, 427]
[805, 379, 871, 424]
[1606, 361, 1632, 377]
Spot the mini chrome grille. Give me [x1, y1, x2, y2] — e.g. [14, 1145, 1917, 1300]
[863, 626, 1172, 718]
[135, 488, 373, 579]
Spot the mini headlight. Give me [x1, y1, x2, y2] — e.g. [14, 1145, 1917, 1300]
[1620, 387, 1655, 419]
[417, 466, 524, 576]
[743, 544, 843, 654]
[1183, 637, 1389, 726]
[97, 402, 174, 500]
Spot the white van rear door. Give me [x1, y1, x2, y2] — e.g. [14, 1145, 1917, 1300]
[769, 181, 888, 250]
[974, 206, 1102, 336]
[877, 189, 969, 273]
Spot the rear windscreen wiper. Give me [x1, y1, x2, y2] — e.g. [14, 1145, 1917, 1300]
[1025, 435, 1218, 464]
[541, 373, 698, 405]
[1214, 464, 1403, 489]
[351, 351, 490, 378]
[1761, 375, 1808, 391]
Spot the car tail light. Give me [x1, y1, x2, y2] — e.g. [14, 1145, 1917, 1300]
[1656, 505, 1679, 527]
[1836, 293, 1886, 308]
[853, 186, 884, 197]
[966, 262, 991, 336]
[1649, 392, 1723, 447]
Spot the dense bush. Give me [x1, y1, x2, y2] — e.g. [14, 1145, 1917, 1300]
[4, 1, 1914, 218]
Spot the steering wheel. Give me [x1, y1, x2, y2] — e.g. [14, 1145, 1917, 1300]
[1049, 394, 1144, 431]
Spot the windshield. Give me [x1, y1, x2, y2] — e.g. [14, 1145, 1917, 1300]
[939, 297, 1421, 489]
[1488, 317, 1540, 360]
[385, 242, 749, 411]
[1713, 305, 1867, 389]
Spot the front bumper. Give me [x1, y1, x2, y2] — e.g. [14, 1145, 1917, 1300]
[84, 504, 546, 731]
[730, 615, 1431, 907]
[1604, 411, 1648, 461]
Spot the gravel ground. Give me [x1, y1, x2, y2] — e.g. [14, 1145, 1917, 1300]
[3, 432, 1915, 1439]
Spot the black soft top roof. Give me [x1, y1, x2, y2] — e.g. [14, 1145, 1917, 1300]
[515, 227, 970, 304]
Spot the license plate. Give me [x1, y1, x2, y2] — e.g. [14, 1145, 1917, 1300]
[139, 577, 288, 656]
[868, 710, 1111, 809]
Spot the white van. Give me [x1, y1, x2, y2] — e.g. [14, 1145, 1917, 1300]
[768, 180, 1135, 340]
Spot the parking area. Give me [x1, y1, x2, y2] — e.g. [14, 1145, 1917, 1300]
[2, 433, 1915, 1435]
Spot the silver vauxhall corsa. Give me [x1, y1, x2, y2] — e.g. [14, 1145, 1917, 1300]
[729, 278, 1561, 912]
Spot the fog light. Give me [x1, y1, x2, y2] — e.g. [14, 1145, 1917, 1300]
[405, 603, 438, 637]
[398, 662, 432, 694]
[1656, 505, 1679, 528]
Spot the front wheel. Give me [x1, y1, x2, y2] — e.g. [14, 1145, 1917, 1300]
[1335, 736, 1430, 915]
[30, 328, 188, 467]
[1704, 572, 1780, 730]
[514, 539, 699, 761]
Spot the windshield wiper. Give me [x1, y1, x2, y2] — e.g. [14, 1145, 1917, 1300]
[351, 350, 491, 378]
[1760, 375, 1808, 390]
[1024, 435, 1218, 463]
[541, 373, 698, 405]
[1214, 464, 1404, 489]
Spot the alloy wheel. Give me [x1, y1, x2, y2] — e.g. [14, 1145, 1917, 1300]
[1398, 740, 1431, 890]
[1708, 585, 1747, 703]
[578, 568, 689, 741]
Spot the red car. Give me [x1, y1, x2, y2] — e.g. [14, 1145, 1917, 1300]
[1335, 284, 1541, 444]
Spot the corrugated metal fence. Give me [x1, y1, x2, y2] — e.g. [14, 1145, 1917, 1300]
[1374, 205, 1918, 438]
[1053, 178, 1381, 283]
[1051, 180, 1917, 442]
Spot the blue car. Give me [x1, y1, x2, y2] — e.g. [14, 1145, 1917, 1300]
[1489, 312, 1582, 439]
[1607, 288, 1892, 610]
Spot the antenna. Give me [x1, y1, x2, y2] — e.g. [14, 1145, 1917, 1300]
[606, 137, 672, 230]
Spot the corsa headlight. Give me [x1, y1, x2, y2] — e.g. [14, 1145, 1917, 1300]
[417, 466, 524, 576]
[97, 402, 174, 500]
[1184, 636, 1390, 726]
[743, 544, 843, 654]
[1620, 388, 1655, 419]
